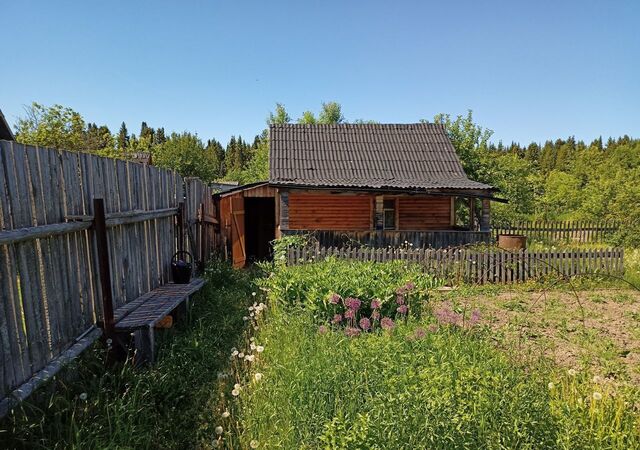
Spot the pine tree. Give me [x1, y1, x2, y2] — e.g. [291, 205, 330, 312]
[117, 122, 129, 151]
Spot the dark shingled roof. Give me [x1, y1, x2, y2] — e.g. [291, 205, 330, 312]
[268, 123, 492, 191]
[0, 109, 15, 141]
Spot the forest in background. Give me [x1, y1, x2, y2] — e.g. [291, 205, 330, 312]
[11, 102, 640, 246]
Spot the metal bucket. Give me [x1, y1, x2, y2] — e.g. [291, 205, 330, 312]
[171, 251, 193, 284]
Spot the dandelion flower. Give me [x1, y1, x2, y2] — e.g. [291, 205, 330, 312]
[256, 346, 264, 353]
[250, 440, 259, 448]
[79, 392, 88, 401]
[215, 426, 223, 435]
[592, 392, 603, 401]
[568, 368, 577, 376]
[254, 372, 263, 381]
[222, 411, 230, 418]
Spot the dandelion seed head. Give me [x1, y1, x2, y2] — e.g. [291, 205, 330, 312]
[215, 426, 223, 435]
[568, 369, 577, 376]
[231, 389, 240, 396]
[79, 392, 88, 401]
[548, 382, 554, 390]
[222, 411, 230, 418]
[256, 346, 264, 353]
[592, 375, 602, 384]
[250, 440, 259, 448]
[254, 372, 263, 381]
[592, 392, 603, 401]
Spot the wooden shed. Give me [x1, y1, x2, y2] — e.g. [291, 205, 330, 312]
[216, 123, 505, 268]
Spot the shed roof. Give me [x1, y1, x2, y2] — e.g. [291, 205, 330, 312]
[269, 123, 492, 191]
[0, 109, 15, 141]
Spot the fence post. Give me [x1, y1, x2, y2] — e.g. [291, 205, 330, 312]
[93, 198, 115, 336]
[177, 201, 185, 253]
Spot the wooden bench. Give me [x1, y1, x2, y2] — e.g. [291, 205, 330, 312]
[113, 278, 205, 365]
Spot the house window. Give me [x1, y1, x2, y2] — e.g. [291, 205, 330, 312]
[383, 198, 396, 230]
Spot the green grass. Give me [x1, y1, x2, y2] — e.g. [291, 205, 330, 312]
[214, 261, 640, 449]
[0, 261, 257, 450]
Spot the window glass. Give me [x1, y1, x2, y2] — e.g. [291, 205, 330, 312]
[384, 209, 395, 229]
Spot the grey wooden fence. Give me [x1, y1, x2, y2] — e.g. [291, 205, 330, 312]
[493, 220, 619, 243]
[0, 140, 216, 415]
[287, 245, 624, 284]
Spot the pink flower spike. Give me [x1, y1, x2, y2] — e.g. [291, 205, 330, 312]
[329, 294, 341, 305]
[405, 282, 416, 291]
[397, 304, 408, 315]
[344, 309, 355, 319]
[359, 317, 371, 331]
[414, 327, 426, 339]
[370, 299, 381, 310]
[396, 295, 405, 305]
[318, 325, 328, 335]
[345, 297, 362, 310]
[332, 314, 343, 324]
[428, 323, 438, 333]
[380, 317, 395, 330]
[371, 310, 380, 320]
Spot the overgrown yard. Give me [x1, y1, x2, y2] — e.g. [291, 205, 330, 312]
[1, 259, 639, 449]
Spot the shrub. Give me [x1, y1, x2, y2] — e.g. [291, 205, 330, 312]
[258, 258, 442, 321]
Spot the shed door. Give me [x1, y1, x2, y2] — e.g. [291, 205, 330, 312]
[230, 195, 246, 268]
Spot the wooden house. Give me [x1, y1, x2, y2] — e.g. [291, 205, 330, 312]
[0, 109, 15, 141]
[215, 123, 503, 267]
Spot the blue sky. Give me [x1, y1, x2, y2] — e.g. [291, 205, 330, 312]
[1, 0, 638, 145]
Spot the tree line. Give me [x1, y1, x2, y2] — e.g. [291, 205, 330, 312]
[12, 102, 639, 245]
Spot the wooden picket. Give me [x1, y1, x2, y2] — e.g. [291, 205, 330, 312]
[287, 245, 624, 284]
[493, 220, 619, 243]
[0, 140, 216, 415]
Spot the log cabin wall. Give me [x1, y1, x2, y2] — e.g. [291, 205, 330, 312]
[288, 191, 373, 230]
[397, 196, 453, 230]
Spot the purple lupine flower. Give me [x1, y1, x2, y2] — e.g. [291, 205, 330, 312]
[329, 293, 341, 305]
[371, 310, 380, 320]
[332, 314, 343, 324]
[380, 317, 395, 330]
[396, 295, 405, 305]
[359, 317, 371, 331]
[344, 327, 361, 338]
[397, 304, 408, 315]
[405, 282, 416, 291]
[344, 309, 355, 319]
[318, 325, 328, 334]
[370, 299, 381, 310]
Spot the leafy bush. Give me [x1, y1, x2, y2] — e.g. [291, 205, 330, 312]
[258, 258, 442, 320]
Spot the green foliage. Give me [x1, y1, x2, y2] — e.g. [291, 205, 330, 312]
[258, 258, 442, 319]
[297, 110, 317, 124]
[0, 260, 258, 449]
[267, 103, 290, 124]
[317, 101, 344, 124]
[153, 132, 220, 181]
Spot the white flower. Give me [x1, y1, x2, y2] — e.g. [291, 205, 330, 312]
[252, 292, 257, 296]
[592, 375, 602, 384]
[548, 382, 554, 390]
[245, 354, 255, 362]
[231, 389, 240, 396]
[231, 350, 239, 357]
[259, 303, 266, 309]
[249, 306, 254, 311]
[250, 337, 255, 342]
[222, 411, 230, 418]
[215, 425, 223, 435]
[250, 343, 256, 350]
[79, 392, 88, 401]
[243, 316, 249, 321]
[256, 346, 264, 353]
[592, 392, 603, 401]
[568, 369, 577, 376]
[254, 372, 263, 381]
[234, 383, 241, 390]
[250, 440, 259, 448]
[238, 352, 245, 358]
[106, 338, 112, 345]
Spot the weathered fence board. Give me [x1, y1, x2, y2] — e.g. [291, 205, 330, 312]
[0, 140, 216, 413]
[287, 245, 624, 284]
[493, 220, 619, 243]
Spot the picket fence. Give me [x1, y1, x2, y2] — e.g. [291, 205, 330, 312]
[493, 220, 619, 243]
[0, 140, 216, 414]
[287, 246, 624, 284]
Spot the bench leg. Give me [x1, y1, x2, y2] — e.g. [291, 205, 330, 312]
[134, 326, 155, 366]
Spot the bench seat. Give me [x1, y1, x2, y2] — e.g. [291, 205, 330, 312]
[113, 278, 205, 364]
